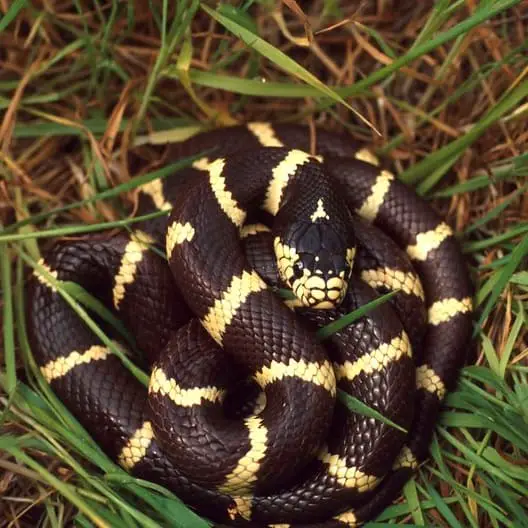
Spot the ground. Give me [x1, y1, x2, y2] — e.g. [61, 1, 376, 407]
[0, 2, 527, 528]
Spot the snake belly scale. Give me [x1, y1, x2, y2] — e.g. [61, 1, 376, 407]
[27, 123, 473, 527]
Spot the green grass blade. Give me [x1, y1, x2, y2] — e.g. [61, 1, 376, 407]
[509, 271, 528, 286]
[133, 0, 200, 137]
[0, 0, 27, 33]
[401, 80, 528, 189]
[0, 210, 168, 243]
[165, 69, 321, 98]
[1, 154, 204, 236]
[317, 0, 522, 104]
[464, 224, 528, 253]
[317, 290, 399, 340]
[423, 480, 463, 528]
[499, 303, 524, 379]
[476, 235, 528, 331]
[480, 473, 528, 527]
[439, 429, 528, 495]
[20, 251, 149, 386]
[431, 156, 527, 198]
[4, 447, 110, 527]
[201, 4, 378, 133]
[62, 282, 136, 348]
[464, 184, 528, 235]
[337, 390, 407, 433]
[0, 242, 16, 394]
[403, 478, 424, 525]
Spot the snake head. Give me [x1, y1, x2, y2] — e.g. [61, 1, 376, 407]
[273, 222, 355, 310]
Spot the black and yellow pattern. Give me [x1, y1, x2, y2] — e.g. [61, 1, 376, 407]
[27, 123, 473, 527]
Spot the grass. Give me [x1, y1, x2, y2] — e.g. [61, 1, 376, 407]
[1, 1, 527, 527]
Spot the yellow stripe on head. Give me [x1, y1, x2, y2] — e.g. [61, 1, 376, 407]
[118, 421, 154, 470]
[166, 221, 195, 258]
[334, 331, 411, 382]
[319, 447, 379, 492]
[139, 180, 172, 211]
[40, 344, 111, 382]
[149, 367, 225, 406]
[406, 222, 453, 261]
[428, 297, 472, 325]
[416, 364, 446, 399]
[355, 170, 394, 222]
[263, 150, 312, 215]
[253, 359, 336, 396]
[218, 416, 268, 494]
[113, 230, 154, 310]
[202, 270, 267, 345]
[247, 122, 284, 147]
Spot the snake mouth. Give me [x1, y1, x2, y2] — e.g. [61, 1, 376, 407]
[291, 273, 348, 310]
[273, 237, 353, 310]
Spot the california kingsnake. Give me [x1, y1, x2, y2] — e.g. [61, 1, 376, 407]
[27, 123, 473, 527]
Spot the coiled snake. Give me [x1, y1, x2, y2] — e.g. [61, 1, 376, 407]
[27, 123, 473, 527]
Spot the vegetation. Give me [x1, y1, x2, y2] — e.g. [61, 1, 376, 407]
[1, 1, 526, 527]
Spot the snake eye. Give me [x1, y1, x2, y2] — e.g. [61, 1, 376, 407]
[293, 262, 304, 278]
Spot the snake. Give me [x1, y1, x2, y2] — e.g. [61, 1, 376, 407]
[27, 123, 473, 527]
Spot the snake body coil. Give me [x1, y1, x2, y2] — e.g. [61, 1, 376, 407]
[27, 123, 473, 527]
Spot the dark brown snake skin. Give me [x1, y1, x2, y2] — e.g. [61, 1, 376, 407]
[27, 123, 473, 527]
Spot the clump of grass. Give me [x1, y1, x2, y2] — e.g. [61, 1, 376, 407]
[1, 1, 527, 527]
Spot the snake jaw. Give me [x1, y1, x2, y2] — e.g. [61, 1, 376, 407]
[274, 237, 352, 310]
[291, 270, 349, 310]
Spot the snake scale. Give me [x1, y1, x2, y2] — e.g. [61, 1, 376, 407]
[27, 123, 473, 527]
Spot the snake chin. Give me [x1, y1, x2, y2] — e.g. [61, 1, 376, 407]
[291, 270, 348, 310]
[273, 234, 353, 310]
